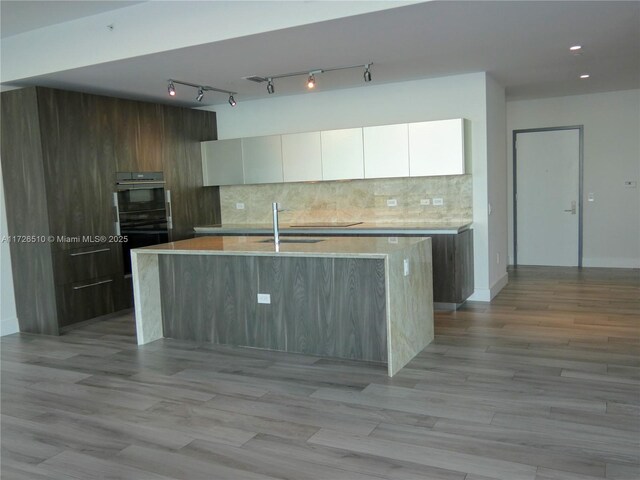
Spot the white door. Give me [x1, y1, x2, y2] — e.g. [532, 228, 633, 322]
[515, 129, 581, 266]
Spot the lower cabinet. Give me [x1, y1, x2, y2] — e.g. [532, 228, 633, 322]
[52, 244, 120, 284]
[429, 229, 474, 305]
[53, 244, 124, 328]
[56, 275, 120, 328]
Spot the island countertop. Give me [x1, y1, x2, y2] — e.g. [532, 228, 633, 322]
[193, 222, 471, 236]
[137, 235, 431, 258]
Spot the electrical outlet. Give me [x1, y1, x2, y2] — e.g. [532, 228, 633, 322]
[388, 237, 399, 244]
[420, 198, 431, 206]
[387, 198, 398, 207]
[236, 203, 245, 210]
[432, 198, 444, 206]
[496, 252, 500, 264]
[257, 293, 271, 304]
[588, 193, 595, 202]
[403, 258, 410, 276]
[624, 181, 637, 188]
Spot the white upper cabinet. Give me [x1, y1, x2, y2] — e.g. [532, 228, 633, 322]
[241, 135, 283, 184]
[282, 132, 322, 182]
[409, 119, 465, 176]
[201, 139, 244, 186]
[321, 128, 364, 181]
[200, 118, 467, 187]
[363, 124, 409, 179]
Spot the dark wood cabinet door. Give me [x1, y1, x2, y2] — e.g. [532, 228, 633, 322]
[56, 275, 118, 328]
[37, 88, 116, 250]
[52, 243, 120, 285]
[161, 107, 219, 241]
[0, 88, 60, 335]
[114, 99, 164, 172]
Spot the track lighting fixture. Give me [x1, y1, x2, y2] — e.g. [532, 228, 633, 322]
[243, 62, 373, 95]
[363, 64, 372, 82]
[307, 74, 316, 89]
[166, 79, 237, 106]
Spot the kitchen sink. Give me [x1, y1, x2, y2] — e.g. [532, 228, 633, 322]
[257, 238, 324, 244]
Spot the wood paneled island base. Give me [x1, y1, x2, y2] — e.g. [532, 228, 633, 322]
[131, 236, 433, 376]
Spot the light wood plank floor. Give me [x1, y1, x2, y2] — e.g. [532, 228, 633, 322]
[1, 266, 639, 479]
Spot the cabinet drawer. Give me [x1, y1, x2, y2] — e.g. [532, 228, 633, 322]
[56, 275, 118, 327]
[53, 244, 120, 284]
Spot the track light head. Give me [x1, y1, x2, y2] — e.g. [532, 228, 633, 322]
[307, 74, 316, 89]
[196, 88, 204, 102]
[267, 78, 274, 94]
[363, 64, 372, 82]
[228, 94, 237, 107]
[168, 80, 176, 96]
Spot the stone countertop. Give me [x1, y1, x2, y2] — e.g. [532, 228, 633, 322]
[193, 222, 471, 236]
[134, 235, 430, 259]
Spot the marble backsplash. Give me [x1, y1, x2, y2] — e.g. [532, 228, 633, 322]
[219, 175, 472, 225]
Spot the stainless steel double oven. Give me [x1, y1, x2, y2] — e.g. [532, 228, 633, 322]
[114, 172, 171, 276]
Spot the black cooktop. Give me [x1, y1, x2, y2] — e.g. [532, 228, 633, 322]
[289, 222, 363, 228]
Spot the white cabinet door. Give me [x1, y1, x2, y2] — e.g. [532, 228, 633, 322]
[282, 132, 322, 182]
[242, 135, 283, 184]
[321, 128, 364, 181]
[409, 119, 465, 176]
[201, 139, 244, 186]
[363, 124, 409, 178]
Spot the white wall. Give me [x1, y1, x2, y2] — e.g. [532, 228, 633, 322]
[213, 72, 499, 299]
[507, 90, 640, 268]
[485, 75, 508, 296]
[0, 160, 19, 336]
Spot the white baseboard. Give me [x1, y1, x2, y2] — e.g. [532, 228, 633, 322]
[468, 289, 491, 302]
[490, 271, 509, 298]
[0, 316, 19, 336]
[468, 271, 509, 303]
[582, 257, 640, 268]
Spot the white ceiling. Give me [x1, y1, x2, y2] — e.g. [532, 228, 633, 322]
[1, 1, 639, 106]
[0, 1, 146, 38]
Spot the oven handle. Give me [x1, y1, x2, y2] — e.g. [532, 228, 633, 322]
[113, 192, 121, 235]
[166, 189, 173, 230]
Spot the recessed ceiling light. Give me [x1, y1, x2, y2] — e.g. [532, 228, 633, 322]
[580, 74, 590, 79]
[570, 45, 582, 51]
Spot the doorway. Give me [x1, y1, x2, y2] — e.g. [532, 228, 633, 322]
[513, 126, 584, 267]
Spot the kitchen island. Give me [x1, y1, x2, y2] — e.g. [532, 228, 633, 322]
[131, 236, 433, 376]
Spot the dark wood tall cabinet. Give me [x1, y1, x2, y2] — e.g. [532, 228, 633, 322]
[1, 87, 219, 334]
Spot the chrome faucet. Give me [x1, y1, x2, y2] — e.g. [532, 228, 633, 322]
[272, 202, 282, 245]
